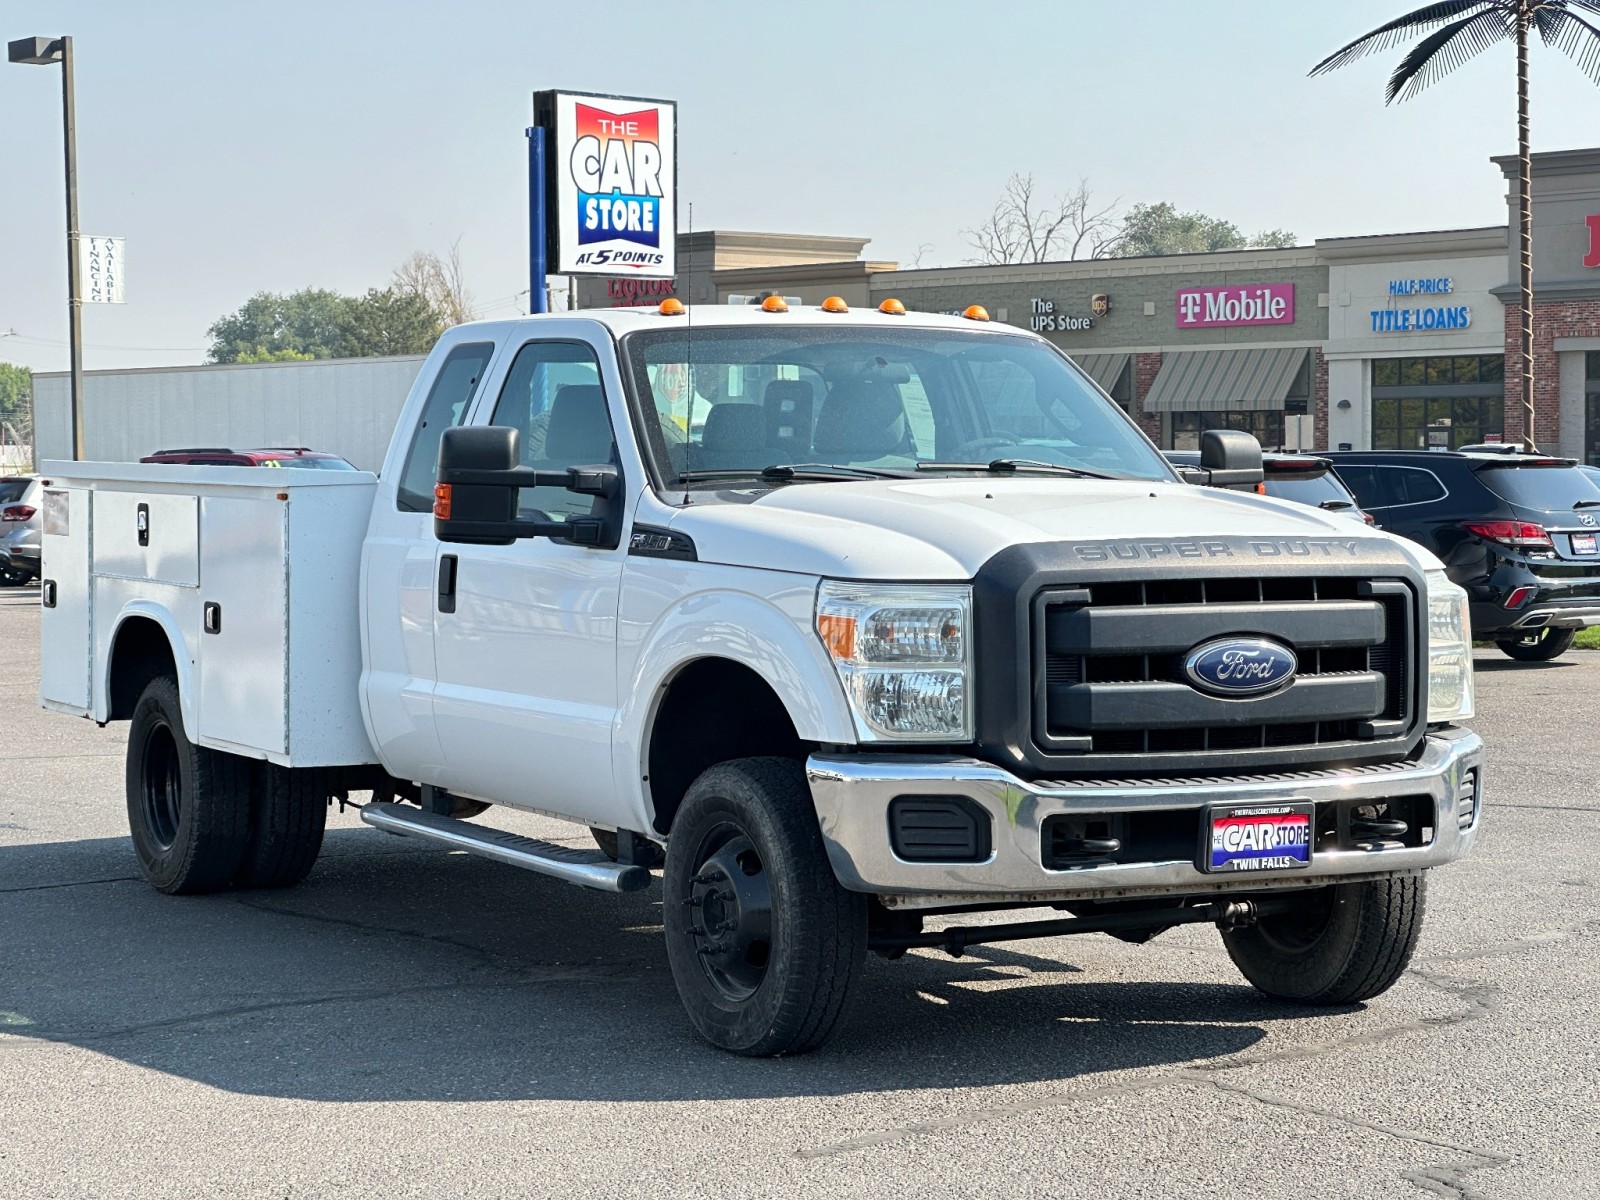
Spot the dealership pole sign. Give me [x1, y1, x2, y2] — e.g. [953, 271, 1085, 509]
[533, 91, 677, 280]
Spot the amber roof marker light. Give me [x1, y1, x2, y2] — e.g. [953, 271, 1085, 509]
[658, 298, 685, 316]
[962, 305, 990, 321]
[760, 295, 789, 313]
[878, 298, 906, 315]
[820, 295, 849, 313]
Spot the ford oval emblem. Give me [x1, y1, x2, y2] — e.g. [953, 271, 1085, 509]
[1183, 637, 1298, 698]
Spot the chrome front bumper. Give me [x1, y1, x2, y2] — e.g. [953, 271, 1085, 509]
[807, 728, 1483, 909]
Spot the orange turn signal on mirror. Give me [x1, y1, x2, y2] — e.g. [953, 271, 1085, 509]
[433, 483, 452, 520]
[761, 295, 789, 313]
[821, 295, 849, 313]
[878, 298, 906, 315]
[658, 298, 685, 315]
[962, 305, 990, 322]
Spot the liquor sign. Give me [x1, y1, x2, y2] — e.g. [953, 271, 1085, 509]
[1175, 282, 1294, 330]
[535, 91, 676, 278]
[80, 235, 125, 303]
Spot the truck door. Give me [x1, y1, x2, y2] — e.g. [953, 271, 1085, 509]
[428, 333, 629, 821]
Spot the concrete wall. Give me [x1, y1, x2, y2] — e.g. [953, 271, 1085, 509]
[34, 356, 427, 472]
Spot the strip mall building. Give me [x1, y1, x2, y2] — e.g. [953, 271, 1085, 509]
[579, 147, 1600, 459]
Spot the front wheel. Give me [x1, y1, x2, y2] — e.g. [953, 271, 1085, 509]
[1496, 627, 1575, 661]
[1221, 876, 1425, 1005]
[663, 758, 867, 1056]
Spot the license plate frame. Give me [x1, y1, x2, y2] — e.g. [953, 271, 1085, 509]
[1200, 801, 1315, 874]
[1572, 533, 1597, 556]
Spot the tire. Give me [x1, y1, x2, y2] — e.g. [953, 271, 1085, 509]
[234, 764, 328, 889]
[591, 827, 665, 869]
[125, 675, 253, 895]
[1495, 627, 1575, 661]
[0, 564, 26, 587]
[1221, 876, 1426, 1005]
[663, 757, 867, 1056]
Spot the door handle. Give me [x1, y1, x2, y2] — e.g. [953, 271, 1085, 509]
[437, 554, 458, 614]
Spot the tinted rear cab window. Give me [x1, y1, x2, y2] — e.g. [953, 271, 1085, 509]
[1476, 463, 1600, 512]
[1266, 472, 1357, 509]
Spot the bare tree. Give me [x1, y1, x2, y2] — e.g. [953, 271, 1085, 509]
[963, 175, 1123, 264]
[392, 238, 477, 327]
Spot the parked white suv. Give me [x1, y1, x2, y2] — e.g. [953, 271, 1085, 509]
[0, 474, 41, 585]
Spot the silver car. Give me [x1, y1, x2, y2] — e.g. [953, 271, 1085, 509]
[0, 475, 41, 586]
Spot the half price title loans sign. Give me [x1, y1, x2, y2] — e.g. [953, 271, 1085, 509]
[536, 91, 677, 278]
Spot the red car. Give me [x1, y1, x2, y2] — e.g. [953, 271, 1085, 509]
[139, 446, 359, 470]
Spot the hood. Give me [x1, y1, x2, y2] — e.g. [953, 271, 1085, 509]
[669, 478, 1443, 580]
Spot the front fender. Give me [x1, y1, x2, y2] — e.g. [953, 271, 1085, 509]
[99, 600, 199, 738]
[612, 567, 855, 827]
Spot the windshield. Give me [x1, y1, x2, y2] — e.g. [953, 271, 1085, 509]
[1477, 463, 1600, 512]
[258, 456, 357, 471]
[619, 327, 1172, 486]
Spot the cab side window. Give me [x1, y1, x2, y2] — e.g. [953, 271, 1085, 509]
[396, 342, 495, 512]
[491, 340, 615, 522]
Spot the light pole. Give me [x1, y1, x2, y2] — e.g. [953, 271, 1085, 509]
[9, 35, 85, 460]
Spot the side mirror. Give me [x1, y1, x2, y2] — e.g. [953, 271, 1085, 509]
[434, 425, 623, 548]
[1197, 429, 1265, 489]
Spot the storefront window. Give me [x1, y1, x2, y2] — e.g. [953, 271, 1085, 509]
[1370, 355, 1504, 450]
[1171, 410, 1285, 451]
[1106, 360, 1133, 415]
[1586, 352, 1600, 466]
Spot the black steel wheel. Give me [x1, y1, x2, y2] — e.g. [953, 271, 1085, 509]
[1496, 627, 1575, 661]
[663, 758, 866, 1056]
[1221, 876, 1426, 1005]
[125, 675, 252, 894]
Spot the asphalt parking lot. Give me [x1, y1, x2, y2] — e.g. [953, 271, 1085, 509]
[1, 584, 1597, 1200]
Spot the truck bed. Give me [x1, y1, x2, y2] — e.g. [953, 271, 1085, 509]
[38, 462, 380, 767]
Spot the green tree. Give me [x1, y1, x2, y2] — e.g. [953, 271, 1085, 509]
[206, 289, 348, 363]
[334, 289, 445, 358]
[0, 362, 31, 423]
[1111, 202, 1297, 257]
[1312, 0, 1600, 452]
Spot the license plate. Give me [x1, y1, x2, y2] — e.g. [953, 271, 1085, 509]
[1202, 802, 1314, 873]
[1573, 533, 1597, 555]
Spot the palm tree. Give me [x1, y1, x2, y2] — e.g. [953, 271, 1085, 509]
[1312, 2, 1600, 452]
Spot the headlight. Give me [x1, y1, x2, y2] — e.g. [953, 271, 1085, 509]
[1426, 569, 1475, 723]
[816, 582, 972, 741]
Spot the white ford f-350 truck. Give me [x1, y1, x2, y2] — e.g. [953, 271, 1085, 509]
[38, 301, 1482, 1055]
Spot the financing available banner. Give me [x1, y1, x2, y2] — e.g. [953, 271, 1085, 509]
[536, 91, 676, 278]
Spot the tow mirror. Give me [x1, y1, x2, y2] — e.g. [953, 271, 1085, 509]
[433, 425, 622, 548]
[1196, 429, 1265, 490]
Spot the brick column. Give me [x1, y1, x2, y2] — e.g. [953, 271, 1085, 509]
[1134, 351, 1164, 444]
[1502, 299, 1591, 450]
[1312, 349, 1330, 451]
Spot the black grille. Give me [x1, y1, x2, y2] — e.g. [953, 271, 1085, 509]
[1035, 575, 1415, 767]
[888, 796, 992, 863]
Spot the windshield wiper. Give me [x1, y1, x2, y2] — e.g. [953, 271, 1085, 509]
[1573, 500, 1600, 509]
[915, 458, 1122, 481]
[675, 463, 905, 484]
[1318, 499, 1355, 511]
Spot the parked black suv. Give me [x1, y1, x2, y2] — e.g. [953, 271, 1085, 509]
[1327, 450, 1600, 660]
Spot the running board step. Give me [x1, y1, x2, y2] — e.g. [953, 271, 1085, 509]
[360, 801, 652, 893]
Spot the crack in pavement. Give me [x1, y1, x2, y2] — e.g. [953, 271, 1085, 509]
[1192, 1073, 1508, 1200]
[0, 876, 141, 895]
[797, 924, 1577, 1173]
[1489, 803, 1600, 814]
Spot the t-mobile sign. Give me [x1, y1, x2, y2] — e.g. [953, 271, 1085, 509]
[1176, 282, 1295, 329]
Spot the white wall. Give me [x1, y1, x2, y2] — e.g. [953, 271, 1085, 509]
[34, 356, 427, 472]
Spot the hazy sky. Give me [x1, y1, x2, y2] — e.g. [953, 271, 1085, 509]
[5, 0, 1600, 372]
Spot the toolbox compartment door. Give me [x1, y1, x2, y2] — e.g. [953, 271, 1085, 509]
[38, 487, 92, 713]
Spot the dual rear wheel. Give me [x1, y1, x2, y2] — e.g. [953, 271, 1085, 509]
[126, 675, 327, 894]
